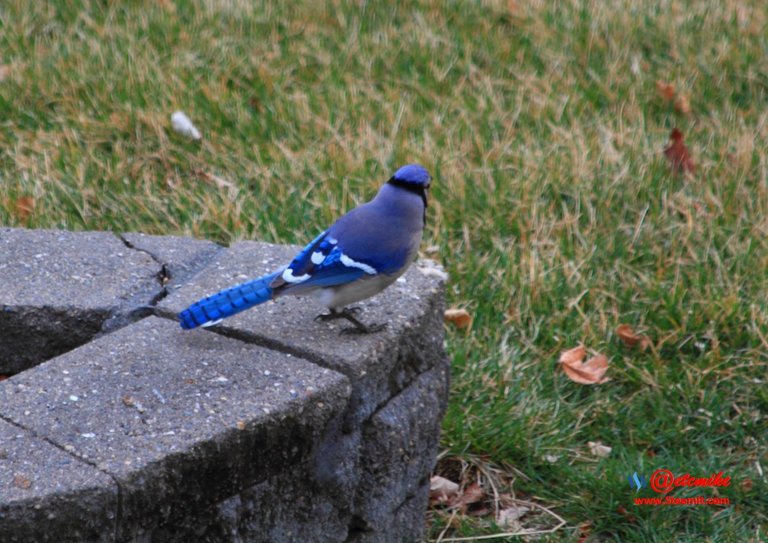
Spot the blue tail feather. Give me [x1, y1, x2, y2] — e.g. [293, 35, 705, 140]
[178, 271, 280, 329]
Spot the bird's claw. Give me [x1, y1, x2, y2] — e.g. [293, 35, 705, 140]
[314, 307, 385, 334]
[340, 322, 387, 335]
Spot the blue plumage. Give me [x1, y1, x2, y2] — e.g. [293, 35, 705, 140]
[178, 271, 279, 329]
[178, 163, 431, 333]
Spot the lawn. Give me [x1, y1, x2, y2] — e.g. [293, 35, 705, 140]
[1, 1, 767, 541]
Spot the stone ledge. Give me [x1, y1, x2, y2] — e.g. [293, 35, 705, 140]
[0, 419, 118, 543]
[158, 240, 447, 429]
[0, 228, 223, 374]
[0, 228, 449, 542]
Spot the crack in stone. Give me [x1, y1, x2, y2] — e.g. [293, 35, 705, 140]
[0, 412, 123, 539]
[114, 233, 173, 318]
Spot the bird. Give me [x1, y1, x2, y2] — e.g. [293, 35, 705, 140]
[178, 163, 432, 333]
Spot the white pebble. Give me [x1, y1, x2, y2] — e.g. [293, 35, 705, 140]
[171, 110, 202, 140]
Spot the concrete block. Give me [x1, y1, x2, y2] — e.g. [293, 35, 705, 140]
[0, 317, 350, 540]
[119, 232, 223, 286]
[158, 240, 448, 429]
[352, 364, 450, 542]
[0, 228, 159, 373]
[0, 419, 118, 543]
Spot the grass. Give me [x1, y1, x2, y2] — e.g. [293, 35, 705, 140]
[1, 0, 767, 540]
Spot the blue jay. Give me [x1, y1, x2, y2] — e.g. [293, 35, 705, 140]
[178, 164, 431, 333]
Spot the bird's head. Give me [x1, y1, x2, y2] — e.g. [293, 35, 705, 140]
[388, 163, 431, 208]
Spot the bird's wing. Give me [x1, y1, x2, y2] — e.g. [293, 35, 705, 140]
[269, 229, 372, 292]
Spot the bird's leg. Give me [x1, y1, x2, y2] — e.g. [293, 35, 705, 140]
[314, 307, 386, 334]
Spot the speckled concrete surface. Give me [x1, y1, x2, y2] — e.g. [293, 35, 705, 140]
[0, 230, 449, 542]
[0, 229, 231, 374]
[158, 240, 448, 427]
[120, 232, 223, 286]
[0, 317, 350, 540]
[0, 228, 159, 373]
[0, 419, 118, 543]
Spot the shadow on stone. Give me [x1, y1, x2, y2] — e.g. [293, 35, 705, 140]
[0, 307, 106, 375]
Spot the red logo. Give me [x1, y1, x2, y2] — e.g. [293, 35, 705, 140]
[649, 469, 730, 494]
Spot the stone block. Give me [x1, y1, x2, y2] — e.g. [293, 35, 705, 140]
[158, 240, 448, 430]
[119, 232, 223, 286]
[0, 228, 159, 373]
[0, 419, 118, 543]
[352, 364, 450, 542]
[0, 317, 350, 540]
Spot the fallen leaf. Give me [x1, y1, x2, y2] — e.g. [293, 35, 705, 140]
[0, 64, 11, 82]
[170, 110, 201, 140]
[741, 478, 753, 491]
[236, 420, 246, 431]
[615, 324, 652, 351]
[444, 308, 472, 329]
[576, 521, 592, 543]
[588, 441, 612, 458]
[13, 475, 31, 489]
[559, 345, 586, 366]
[664, 128, 696, 174]
[559, 348, 609, 385]
[616, 504, 637, 522]
[429, 475, 459, 504]
[457, 482, 485, 511]
[14, 196, 35, 221]
[674, 94, 691, 115]
[655, 80, 676, 101]
[497, 505, 531, 527]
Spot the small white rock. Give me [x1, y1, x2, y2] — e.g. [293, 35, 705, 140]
[171, 110, 202, 140]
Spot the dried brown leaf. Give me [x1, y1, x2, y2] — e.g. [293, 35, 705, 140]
[457, 482, 485, 511]
[559, 345, 586, 366]
[560, 351, 609, 385]
[664, 128, 696, 174]
[14, 196, 35, 221]
[615, 324, 652, 351]
[429, 475, 459, 505]
[674, 94, 691, 115]
[655, 80, 676, 101]
[497, 505, 531, 527]
[616, 504, 638, 522]
[444, 308, 472, 329]
[576, 521, 592, 543]
[0, 65, 11, 82]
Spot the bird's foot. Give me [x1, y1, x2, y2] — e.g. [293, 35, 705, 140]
[314, 307, 362, 321]
[340, 322, 387, 335]
[314, 307, 386, 335]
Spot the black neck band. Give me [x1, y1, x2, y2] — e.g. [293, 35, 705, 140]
[388, 177, 427, 198]
[387, 177, 428, 224]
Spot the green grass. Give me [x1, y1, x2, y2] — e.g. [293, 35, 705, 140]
[1, 1, 767, 540]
